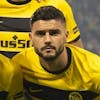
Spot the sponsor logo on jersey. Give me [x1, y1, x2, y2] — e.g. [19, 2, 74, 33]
[0, 32, 32, 51]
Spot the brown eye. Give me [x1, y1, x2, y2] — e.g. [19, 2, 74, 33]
[36, 31, 45, 36]
[49, 30, 60, 36]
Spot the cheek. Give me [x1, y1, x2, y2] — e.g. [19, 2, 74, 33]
[60, 36, 67, 43]
[54, 37, 65, 47]
[63, 34, 68, 43]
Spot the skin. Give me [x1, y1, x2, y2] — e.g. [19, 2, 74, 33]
[29, 19, 69, 72]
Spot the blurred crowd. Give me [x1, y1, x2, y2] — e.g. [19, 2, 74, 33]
[68, 0, 100, 55]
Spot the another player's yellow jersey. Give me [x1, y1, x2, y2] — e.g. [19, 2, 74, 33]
[12, 45, 100, 100]
[0, 0, 80, 57]
[0, 54, 24, 100]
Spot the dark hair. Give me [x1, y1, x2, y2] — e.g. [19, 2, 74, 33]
[30, 6, 66, 27]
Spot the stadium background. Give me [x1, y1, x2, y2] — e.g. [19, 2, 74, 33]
[68, 0, 100, 55]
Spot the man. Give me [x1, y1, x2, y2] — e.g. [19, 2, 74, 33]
[0, 54, 24, 100]
[12, 6, 100, 100]
[0, 0, 83, 58]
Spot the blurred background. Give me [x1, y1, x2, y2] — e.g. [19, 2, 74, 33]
[67, 0, 100, 55]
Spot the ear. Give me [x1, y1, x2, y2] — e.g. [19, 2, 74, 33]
[64, 31, 69, 44]
[65, 30, 69, 38]
[29, 32, 32, 39]
[29, 32, 34, 46]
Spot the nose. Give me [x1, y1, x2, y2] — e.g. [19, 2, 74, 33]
[44, 32, 52, 44]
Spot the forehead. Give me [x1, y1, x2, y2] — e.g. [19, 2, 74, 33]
[31, 20, 65, 30]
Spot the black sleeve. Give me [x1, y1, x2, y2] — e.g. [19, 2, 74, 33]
[0, 91, 8, 100]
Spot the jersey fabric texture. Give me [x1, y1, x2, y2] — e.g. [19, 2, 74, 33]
[0, 54, 24, 100]
[12, 45, 100, 100]
[0, 0, 80, 58]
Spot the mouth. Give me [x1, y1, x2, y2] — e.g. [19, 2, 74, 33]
[42, 46, 55, 51]
[45, 47, 54, 52]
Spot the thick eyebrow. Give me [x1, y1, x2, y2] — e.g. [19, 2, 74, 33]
[49, 29, 60, 33]
[35, 30, 46, 35]
[35, 29, 60, 36]
[36, 29, 60, 32]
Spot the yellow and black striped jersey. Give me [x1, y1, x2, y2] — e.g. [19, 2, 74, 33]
[0, 54, 24, 100]
[12, 45, 100, 100]
[0, 0, 80, 58]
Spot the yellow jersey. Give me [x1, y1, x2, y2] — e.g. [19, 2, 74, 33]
[12, 45, 100, 100]
[0, 0, 80, 58]
[0, 54, 24, 100]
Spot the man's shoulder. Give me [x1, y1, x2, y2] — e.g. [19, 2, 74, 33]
[0, 54, 20, 90]
[0, 54, 14, 72]
[12, 47, 38, 64]
[13, 47, 34, 56]
[66, 44, 100, 71]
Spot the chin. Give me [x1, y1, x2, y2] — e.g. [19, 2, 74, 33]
[42, 54, 57, 61]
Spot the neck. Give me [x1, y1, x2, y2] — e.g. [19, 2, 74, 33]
[40, 47, 68, 73]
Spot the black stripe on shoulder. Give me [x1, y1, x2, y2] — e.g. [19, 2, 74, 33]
[7, 0, 31, 5]
[0, 91, 8, 100]
[0, 51, 19, 58]
[68, 35, 80, 43]
[0, 17, 30, 32]
[73, 26, 79, 34]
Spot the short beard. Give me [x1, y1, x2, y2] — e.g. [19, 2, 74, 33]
[34, 47, 64, 61]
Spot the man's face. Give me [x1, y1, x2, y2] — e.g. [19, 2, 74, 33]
[29, 19, 68, 60]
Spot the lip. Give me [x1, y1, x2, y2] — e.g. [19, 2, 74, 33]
[46, 47, 53, 49]
[42, 46, 55, 51]
[44, 47, 55, 52]
[45, 46, 55, 50]
[45, 48, 53, 50]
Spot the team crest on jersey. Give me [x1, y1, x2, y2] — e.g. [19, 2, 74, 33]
[69, 92, 83, 100]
